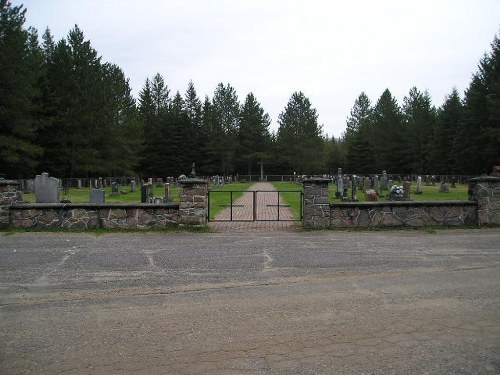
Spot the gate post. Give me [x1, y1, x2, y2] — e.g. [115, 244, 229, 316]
[469, 175, 500, 225]
[178, 178, 208, 227]
[303, 178, 330, 229]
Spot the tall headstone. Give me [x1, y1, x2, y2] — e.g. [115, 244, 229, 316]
[363, 177, 370, 191]
[77, 179, 82, 189]
[164, 183, 172, 202]
[130, 179, 137, 192]
[90, 189, 105, 204]
[156, 178, 163, 187]
[141, 184, 153, 203]
[34, 172, 60, 203]
[415, 176, 423, 195]
[351, 176, 358, 201]
[336, 168, 343, 198]
[381, 171, 388, 191]
[111, 182, 119, 196]
[403, 181, 411, 200]
[98, 177, 103, 189]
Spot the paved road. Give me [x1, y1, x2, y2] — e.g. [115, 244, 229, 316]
[1, 229, 499, 374]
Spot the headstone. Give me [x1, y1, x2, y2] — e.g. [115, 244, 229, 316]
[387, 179, 394, 191]
[431, 175, 436, 186]
[363, 177, 370, 191]
[94, 179, 99, 189]
[98, 177, 103, 189]
[381, 170, 388, 191]
[34, 172, 60, 203]
[141, 184, 153, 203]
[156, 177, 163, 187]
[25, 179, 35, 193]
[415, 176, 423, 195]
[111, 182, 119, 196]
[77, 179, 82, 189]
[451, 176, 456, 188]
[164, 183, 172, 202]
[130, 179, 137, 192]
[336, 168, 343, 198]
[364, 189, 378, 202]
[148, 178, 153, 185]
[373, 176, 380, 195]
[403, 181, 411, 200]
[439, 183, 450, 193]
[90, 189, 105, 204]
[351, 176, 358, 201]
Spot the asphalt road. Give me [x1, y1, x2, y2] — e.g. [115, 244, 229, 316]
[1, 229, 499, 374]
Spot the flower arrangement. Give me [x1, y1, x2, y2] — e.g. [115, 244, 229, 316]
[389, 185, 403, 195]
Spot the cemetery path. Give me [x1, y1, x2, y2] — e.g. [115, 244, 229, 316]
[209, 182, 299, 232]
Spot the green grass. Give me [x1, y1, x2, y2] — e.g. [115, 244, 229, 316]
[208, 182, 254, 220]
[271, 181, 304, 219]
[21, 185, 181, 204]
[329, 182, 469, 203]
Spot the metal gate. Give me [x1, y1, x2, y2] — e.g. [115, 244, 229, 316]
[208, 190, 303, 222]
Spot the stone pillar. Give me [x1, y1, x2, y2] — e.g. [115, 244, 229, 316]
[469, 176, 500, 226]
[303, 178, 330, 229]
[178, 178, 208, 227]
[0, 178, 21, 228]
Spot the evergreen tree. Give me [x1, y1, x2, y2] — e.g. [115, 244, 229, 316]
[211, 83, 240, 175]
[183, 80, 204, 173]
[0, 0, 42, 177]
[371, 89, 406, 173]
[138, 73, 170, 176]
[431, 88, 463, 174]
[402, 87, 436, 174]
[456, 34, 500, 174]
[344, 92, 374, 173]
[237, 92, 272, 176]
[276, 91, 324, 174]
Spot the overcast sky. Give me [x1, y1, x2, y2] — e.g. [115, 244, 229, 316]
[15, 0, 500, 137]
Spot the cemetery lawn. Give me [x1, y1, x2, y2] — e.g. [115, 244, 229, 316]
[271, 182, 304, 219]
[21, 185, 181, 204]
[329, 183, 469, 203]
[208, 182, 254, 220]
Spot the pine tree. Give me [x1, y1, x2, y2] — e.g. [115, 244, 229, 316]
[402, 87, 436, 174]
[237, 93, 272, 177]
[0, 0, 42, 177]
[276, 91, 324, 174]
[371, 89, 406, 173]
[344, 92, 374, 173]
[431, 88, 463, 174]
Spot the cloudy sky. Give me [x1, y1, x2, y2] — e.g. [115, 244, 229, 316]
[15, 0, 500, 137]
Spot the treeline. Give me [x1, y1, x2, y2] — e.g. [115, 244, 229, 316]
[1, 1, 499, 179]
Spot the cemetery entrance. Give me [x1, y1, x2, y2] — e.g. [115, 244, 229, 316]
[208, 190, 303, 222]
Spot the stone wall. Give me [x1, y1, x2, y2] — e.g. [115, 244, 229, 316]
[178, 179, 208, 227]
[329, 201, 476, 228]
[470, 176, 500, 225]
[0, 179, 21, 228]
[303, 178, 480, 229]
[9, 204, 180, 229]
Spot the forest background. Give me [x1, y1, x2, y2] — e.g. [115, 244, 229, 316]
[1, 1, 499, 179]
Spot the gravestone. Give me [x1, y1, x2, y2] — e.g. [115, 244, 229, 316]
[141, 184, 153, 203]
[387, 179, 394, 191]
[98, 177, 103, 189]
[364, 189, 378, 202]
[351, 176, 358, 201]
[431, 175, 436, 186]
[415, 176, 423, 195]
[77, 179, 82, 189]
[111, 182, 119, 196]
[403, 181, 411, 200]
[156, 178, 163, 187]
[130, 179, 137, 192]
[34, 172, 60, 203]
[451, 176, 456, 188]
[363, 177, 370, 191]
[148, 178, 153, 185]
[164, 183, 173, 203]
[373, 175, 380, 195]
[439, 182, 450, 193]
[336, 168, 343, 198]
[25, 179, 35, 193]
[381, 171, 388, 191]
[90, 189, 105, 204]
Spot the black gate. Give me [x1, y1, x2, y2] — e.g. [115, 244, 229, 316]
[208, 190, 303, 222]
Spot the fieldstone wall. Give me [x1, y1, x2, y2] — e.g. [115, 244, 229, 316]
[470, 176, 500, 225]
[178, 178, 208, 227]
[303, 178, 330, 229]
[0, 179, 21, 228]
[9, 204, 180, 229]
[330, 201, 476, 228]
